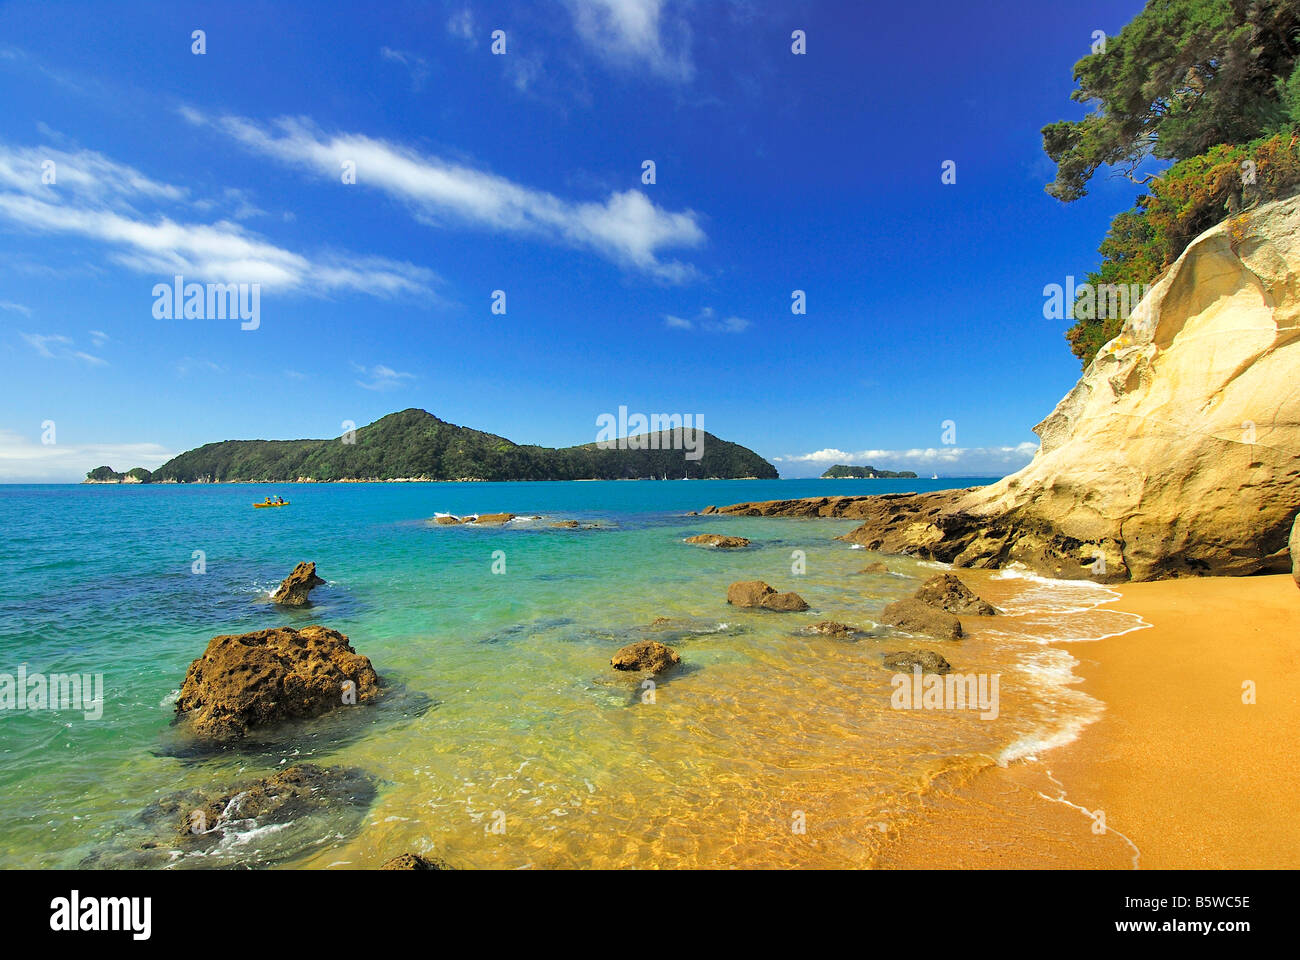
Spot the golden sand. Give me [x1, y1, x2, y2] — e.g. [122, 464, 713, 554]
[878, 574, 1300, 869]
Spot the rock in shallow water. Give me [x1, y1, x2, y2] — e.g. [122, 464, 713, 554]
[80, 764, 376, 869]
[611, 639, 681, 673]
[684, 534, 751, 549]
[174, 625, 381, 743]
[804, 620, 861, 639]
[726, 580, 810, 612]
[913, 573, 997, 615]
[881, 650, 953, 674]
[880, 598, 963, 641]
[381, 852, 454, 870]
[271, 561, 326, 606]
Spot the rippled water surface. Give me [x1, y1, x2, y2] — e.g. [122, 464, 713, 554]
[0, 478, 1129, 868]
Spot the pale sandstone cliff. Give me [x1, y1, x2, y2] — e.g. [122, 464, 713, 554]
[720, 195, 1300, 582]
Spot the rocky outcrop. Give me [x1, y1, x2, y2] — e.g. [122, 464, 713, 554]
[711, 196, 1300, 582]
[882, 650, 952, 674]
[271, 561, 326, 606]
[433, 515, 463, 525]
[880, 598, 963, 641]
[684, 534, 750, 549]
[470, 513, 515, 525]
[914, 574, 997, 615]
[174, 625, 381, 742]
[381, 853, 453, 870]
[611, 640, 681, 673]
[727, 580, 810, 612]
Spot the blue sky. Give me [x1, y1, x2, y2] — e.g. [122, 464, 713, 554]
[0, 0, 1150, 481]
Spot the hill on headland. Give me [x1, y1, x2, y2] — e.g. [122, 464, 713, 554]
[821, 464, 918, 479]
[123, 409, 778, 482]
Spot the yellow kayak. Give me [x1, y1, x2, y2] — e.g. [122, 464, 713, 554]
[253, 502, 290, 508]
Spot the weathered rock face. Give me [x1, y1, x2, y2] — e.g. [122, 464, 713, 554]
[914, 574, 997, 616]
[846, 197, 1300, 581]
[880, 598, 963, 641]
[381, 853, 453, 870]
[271, 561, 326, 606]
[684, 534, 751, 549]
[611, 639, 681, 673]
[726, 581, 810, 611]
[882, 650, 952, 674]
[1291, 513, 1299, 590]
[174, 625, 381, 742]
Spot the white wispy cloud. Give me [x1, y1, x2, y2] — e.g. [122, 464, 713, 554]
[447, 8, 475, 43]
[353, 362, 414, 391]
[773, 443, 1040, 477]
[0, 429, 175, 482]
[381, 46, 431, 90]
[566, 0, 694, 82]
[19, 331, 106, 365]
[184, 111, 706, 282]
[664, 306, 749, 332]
[1, 300, 32, 316]
[0, 141, 436, 298]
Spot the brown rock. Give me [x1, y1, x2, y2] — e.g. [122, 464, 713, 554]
[381, 853, 452, 870]
[270, 561, 326, 607]
[860, 561, 890, 574]
[433, 515, 462, 525]
[611, 639, 681, 673]
[881, 650, 952, 674]
[701, 505, 718, 514]
[473, 513, 515, 525]
[727, 580, 776, 607]
[804, 620, 860, 638]
[913, 573, 997, 615]
[684, 534, 751, 549]
[174, 625, 381, 742]
[550, 520, 580, 528]
[726, 580, 810, 611]
[763, 591, 810, 612]
[880, 598, 963, 641]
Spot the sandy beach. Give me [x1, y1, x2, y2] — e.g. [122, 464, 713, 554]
[879, 573, 1300, 869]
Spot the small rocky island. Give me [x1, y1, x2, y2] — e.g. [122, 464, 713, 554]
[821, 464, 918, 479]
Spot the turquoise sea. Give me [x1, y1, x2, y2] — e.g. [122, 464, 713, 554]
[0, 478, 1137, 868]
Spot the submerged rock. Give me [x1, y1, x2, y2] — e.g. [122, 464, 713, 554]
[80, 764, 376, 870]
[880, 598, 963, 641]
[913, 573, 997, 615]
[804, 620, 861, 639]
[611, 640, 681, 674]
[381, 852, 453, 870]
[860, 561, 891, 574]
[551, 520, 580, 528]
[881, 650, 953, 674]
[174, 625, 381, 743]
[271, 561, 326, 606]
[684, 534, 751, 549]
[726, 580, 810, 612]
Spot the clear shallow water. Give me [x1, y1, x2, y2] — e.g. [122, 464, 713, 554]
[0, 478, 1125, 868]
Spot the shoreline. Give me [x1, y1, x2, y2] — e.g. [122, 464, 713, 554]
[877, 573, 1299, 869]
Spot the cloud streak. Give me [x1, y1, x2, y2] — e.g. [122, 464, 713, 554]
[186, 111, 707, 282]
[774, 443, 1040, 477]
[0, 429, 175, 483]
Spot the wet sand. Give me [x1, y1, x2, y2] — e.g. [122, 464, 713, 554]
[878, 573, 1300, 869]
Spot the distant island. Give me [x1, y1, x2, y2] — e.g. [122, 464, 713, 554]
[820, 464, 917, 479]
[85, 409, 779, 483]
